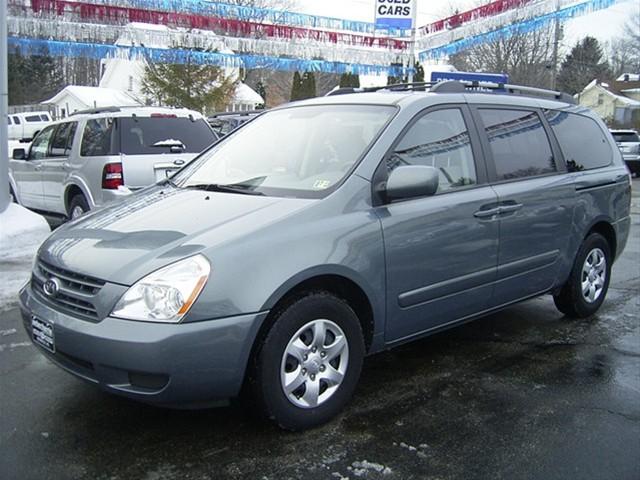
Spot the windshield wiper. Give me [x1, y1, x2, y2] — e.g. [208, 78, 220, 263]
[184, 183, 265, 196]
[160, 177, 178, 187]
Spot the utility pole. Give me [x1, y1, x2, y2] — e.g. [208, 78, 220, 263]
[551, 0, 561, 90]
[0, 0, 10, 213]
[407, 0, 418, 83]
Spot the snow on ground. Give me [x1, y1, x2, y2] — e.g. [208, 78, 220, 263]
[0, 203, 51, 311]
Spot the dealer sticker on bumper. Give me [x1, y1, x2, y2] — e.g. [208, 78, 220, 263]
[32, 316, 55, 353]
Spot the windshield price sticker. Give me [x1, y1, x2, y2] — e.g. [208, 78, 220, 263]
[375, 0, 414, 30]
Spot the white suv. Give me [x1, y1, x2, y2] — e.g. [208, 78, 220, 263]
[9, 106, 218, 218]
[611, 129, 640, 176]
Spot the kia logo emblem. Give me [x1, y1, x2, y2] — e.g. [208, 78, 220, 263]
[43, 278, 61, 297]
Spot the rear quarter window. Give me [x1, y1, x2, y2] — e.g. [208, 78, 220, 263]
[25, 115, 43, 122]
[612, 132, 640, 143]
[81, 118, 118, 157]
[544, 110, 612, 171]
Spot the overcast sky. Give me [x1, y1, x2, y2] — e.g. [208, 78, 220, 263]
[296, 0, 638, 52]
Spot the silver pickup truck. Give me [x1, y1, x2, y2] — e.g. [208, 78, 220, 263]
[9, 106, 218, 219]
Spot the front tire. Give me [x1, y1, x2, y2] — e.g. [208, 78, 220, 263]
[554, 233, 612, 318]
[249, 292, 365, 431]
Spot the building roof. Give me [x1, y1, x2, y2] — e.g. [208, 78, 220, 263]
[235, 83, 264, 104]
[42, 86, 142, 108]
[616, 73, 640, 82]
[578, 80, 640, 107]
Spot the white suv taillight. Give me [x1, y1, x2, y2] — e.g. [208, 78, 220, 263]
[102, 163, 124, 189]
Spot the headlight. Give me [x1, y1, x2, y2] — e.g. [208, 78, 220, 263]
[111, 255, 210, 323]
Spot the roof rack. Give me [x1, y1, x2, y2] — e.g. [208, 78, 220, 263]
[326, 83, 437, 97]
[430, 80, 576, 104]
[69, 106, 122, 116]
[325, 80, 576, 104]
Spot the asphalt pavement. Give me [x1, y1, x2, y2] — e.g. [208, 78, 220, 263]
[1, 181, 639, 480]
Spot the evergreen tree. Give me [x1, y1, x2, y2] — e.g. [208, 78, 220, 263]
[301, 71, 316, 99]
[141, 52, 237, 114]
[8, 49, 64, 105]
[557, 37, 612, 95]
[413, 61, 425, 82]
[387, 62, 404, 85]
[256, 80, 267, 108]
[339, 73, 360, 88]
[290, 71, 303, 101]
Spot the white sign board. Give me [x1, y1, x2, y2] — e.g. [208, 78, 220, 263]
[375, 0, 415, 30]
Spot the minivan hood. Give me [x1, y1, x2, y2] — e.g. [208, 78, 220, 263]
[38, 186, 314, 285]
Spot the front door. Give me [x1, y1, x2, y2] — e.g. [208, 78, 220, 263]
[10, 125, 56, 210]
[376, 106, 500, 343]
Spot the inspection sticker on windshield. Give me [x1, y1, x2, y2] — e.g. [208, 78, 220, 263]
[312, 180, 332, 190]
[32, 316, 55, 353]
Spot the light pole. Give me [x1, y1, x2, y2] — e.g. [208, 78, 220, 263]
[0, 0, 9, 213]
[407, 0, 418, 83]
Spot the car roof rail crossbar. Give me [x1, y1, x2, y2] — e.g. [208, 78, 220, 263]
[429, 80, 576, 104]
[326, 82, 438, 97]
[68, 106, 123, 116]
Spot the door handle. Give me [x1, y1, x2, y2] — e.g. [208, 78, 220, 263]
[34, 165, 42, 171]
[474, 207, 501, 218]
[498, 203, 523, 214]
[62, 162, 71, 170]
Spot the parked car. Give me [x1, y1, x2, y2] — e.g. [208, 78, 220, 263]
[7, 111, 52, 141]
[610, 129, 640, 175]
[20, 81, 631, 430]
[9, 106, 218, 219]
[207, 110, 263, 137]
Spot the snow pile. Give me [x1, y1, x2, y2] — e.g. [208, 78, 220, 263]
[0, 204, 51, 310]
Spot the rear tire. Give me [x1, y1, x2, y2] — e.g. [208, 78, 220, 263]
[68, 194, 89, 220]
[553, 233, 611, 318]
[248, 292, 365, 431]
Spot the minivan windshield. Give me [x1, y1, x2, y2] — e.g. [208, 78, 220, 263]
[612, 131, 640, 143]
[176, 105, 395, 197]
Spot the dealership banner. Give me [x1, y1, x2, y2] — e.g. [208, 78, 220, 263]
[375, 0, 414, 30]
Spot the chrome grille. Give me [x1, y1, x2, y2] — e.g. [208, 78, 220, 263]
[32, 260, 105, 321]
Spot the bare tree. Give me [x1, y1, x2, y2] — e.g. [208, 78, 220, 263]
[449, 20, 557, 88]
[605, 12, 640, 76]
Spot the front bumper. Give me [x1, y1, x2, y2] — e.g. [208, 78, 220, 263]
[19, 283, 268, 408]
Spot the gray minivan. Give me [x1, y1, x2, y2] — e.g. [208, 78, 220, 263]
[19, 81, 632, 430]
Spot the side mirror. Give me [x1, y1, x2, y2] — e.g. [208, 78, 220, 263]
[12, 148, 27, 160]
[385, 165, 439, 202]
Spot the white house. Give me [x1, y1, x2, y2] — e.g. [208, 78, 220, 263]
[98, 23, 264, 113]
[575, 79, 640, 124]
[42, 85, 141, 118]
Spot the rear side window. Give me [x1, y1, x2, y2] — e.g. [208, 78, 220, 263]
[40, 114, 51, 121]
[611, 131, 639, 143]
[25, 115, 42, 122]
[50, 122, 77, 157]
[387, 108, 478, 193]
[544, 111, 612, 172]
[478, 109, 556, 180]
[13, 116, 21, 124]
[7, 117, 11, 125]
[81, 118, 118, 157]
[119, 117, 216, 155]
